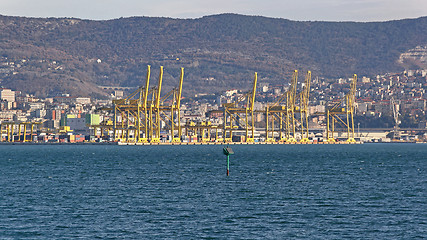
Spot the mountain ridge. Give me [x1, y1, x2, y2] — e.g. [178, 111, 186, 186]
[0, 14, 426, 97]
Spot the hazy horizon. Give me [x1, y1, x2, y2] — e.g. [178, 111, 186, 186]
[0, 0, 426, 22]
[1, 12, 426, 23]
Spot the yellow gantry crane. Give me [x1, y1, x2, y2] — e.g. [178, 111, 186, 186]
[265, 70, 299, 142]
[1, 122, 41, 142]
[90, 119, 114, 140]
[150, 66, 164, 143]
[185, 72, 257, 143]
[112, 65, 152, 142]
[112, 65, 184, 143]
[184, 121, 221, 143]
[157, 67, 184, 143]
[221, 72, 258, 143]
[326, 74, 357, 143]
[296, 71, 312, 142]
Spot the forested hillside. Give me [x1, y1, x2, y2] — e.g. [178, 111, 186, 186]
[0, 14, 426, 97]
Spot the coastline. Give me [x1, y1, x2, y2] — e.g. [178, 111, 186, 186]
[1, 141, 425, 146]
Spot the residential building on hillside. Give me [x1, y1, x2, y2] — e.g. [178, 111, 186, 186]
[0, 88, 15, 102]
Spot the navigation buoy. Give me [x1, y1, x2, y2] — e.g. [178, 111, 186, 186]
[223, 145, 234, 176]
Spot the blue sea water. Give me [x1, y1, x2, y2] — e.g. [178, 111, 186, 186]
[0, 143, 426, 239]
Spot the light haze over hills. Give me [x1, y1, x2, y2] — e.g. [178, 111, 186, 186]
[1, 0, 426, 22]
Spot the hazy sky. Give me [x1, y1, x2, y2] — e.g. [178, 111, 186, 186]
[0, 0, 426, 22]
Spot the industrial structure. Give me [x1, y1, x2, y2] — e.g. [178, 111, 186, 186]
[185, 72, 258, 143]
[390, 97, 401, 140]
[219, 72, 258, 143]
[0, 122, 41, 142]
[325, 74, 357, 142]
[0, 64, 361, 144]
[296, 70, 312, 142]
[110, 65, 184, 143]
[264, 70, 313, 143]
[110, 68, 358, 144]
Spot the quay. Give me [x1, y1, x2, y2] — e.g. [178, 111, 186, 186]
[117, 141, 365, 145]
[0, 141, 364, 145]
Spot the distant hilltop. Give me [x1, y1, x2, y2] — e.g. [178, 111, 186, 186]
[0, 14, 427, 97]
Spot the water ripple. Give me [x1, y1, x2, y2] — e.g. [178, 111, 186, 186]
[0, 144, 426, 239]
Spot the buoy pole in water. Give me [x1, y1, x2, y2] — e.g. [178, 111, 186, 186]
[223, 145, 234, 176]
[226, 154, 230, 176]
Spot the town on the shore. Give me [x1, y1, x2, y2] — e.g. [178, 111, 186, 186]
[1, 68, 426, 143]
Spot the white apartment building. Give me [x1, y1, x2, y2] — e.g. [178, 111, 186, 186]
[0, 89, 15, 102]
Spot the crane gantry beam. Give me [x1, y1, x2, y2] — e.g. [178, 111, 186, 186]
[265, 70, 299, 142]
[113, 65, 151, 142]
[150, 66, 163, 143]
[297, 71, 312, 142]
[168, 67, 185, 142]
[222, 72, 258, 143]
[326, 74, 357, 143]
[1, 122, 41, 142]
[112, 65, 185, 143]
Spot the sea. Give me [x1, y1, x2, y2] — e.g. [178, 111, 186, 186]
[0, 143, 426, 239]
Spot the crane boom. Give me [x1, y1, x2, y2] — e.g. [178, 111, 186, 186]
[143, 65, 151, 109]
[155, 66, 163, 109]
[175, 67, 184, 108]
[249, 72, 258, 111]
